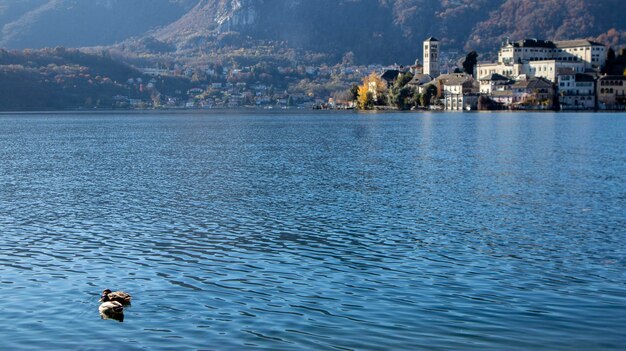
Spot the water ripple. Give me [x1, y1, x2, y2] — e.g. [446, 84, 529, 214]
[0, 112, 625, 350]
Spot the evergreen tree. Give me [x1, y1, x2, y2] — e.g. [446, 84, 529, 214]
[350, 84, 359, 101]
[603, 47, 617, 74]
[463, 51, 479, 77]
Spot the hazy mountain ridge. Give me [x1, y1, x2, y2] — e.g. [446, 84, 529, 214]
[1, 0, 625, 64]
[0, 0, 195, 48]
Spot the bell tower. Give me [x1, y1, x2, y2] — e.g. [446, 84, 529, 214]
[423, 37, 440, 77]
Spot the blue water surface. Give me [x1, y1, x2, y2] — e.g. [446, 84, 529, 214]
[0, 111, 625, 350]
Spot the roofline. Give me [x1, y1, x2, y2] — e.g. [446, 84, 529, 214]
[555, 40, 606, 48]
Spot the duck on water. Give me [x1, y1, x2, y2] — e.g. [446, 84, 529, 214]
[100, 289, 132, 305]
[99, 289, 131, 322]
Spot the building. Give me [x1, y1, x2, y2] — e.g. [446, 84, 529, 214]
[423, 37, 440, 77]
[409, 59, 424, 75]
[512, 77, 555, 108]
[406, 73, 433, 89]
[524, 60, 586, 82]
[435, 73, 479, 111]
[477, 73, 515, 109]
[498, 38, 607, 69]
[557, 70, 596, 110]
[379, 69, 401, 88]
[597, 75, 626, 110]
[476, 38, 607, 83]
[490, 90, 514, 107]
[479, 73, 514, 95]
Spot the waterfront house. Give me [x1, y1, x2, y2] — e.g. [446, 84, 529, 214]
[434, 73, 479, 111]
[557, 70, 596, 110]
[490, 90, 514, 107]
[479, 73, 514, 94]
[512, 77, 555, 108]
[597, 75, 626, 110]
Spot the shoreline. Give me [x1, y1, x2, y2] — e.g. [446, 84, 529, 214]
[1, 108, 625, 116]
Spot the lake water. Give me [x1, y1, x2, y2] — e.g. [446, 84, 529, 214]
[0, 111, 625, 350]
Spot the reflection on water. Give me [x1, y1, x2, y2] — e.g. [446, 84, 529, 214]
[100, 311, 124, 323]
[0, 112, 625, 350]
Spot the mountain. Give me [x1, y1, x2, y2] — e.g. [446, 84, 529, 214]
[0, 0, 195, 48]
[1, 0, 626, 64]
[149, 0, 626, 64]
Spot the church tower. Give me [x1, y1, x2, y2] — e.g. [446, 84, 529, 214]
[423, 37, 440, 77]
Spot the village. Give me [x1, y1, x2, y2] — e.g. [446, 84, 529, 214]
[352, 37, 626, 111]
[116, 36, 626, 112]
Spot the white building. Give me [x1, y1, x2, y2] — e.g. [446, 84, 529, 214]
[557, 70, 596, 110]
[498, 39, 607, 69]
[477, 38, 607, 83]
[479, 73, 514, 95]
[524, 60, 586, 82]
[437, 73, 479, 111]
[423, 37, 440, 78]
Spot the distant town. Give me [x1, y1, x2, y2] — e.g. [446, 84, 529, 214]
[1, 36, 625, 112]
[124, 36, 626, 112]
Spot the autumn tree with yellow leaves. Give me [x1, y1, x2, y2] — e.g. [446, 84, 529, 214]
[356, 72, 387, 110]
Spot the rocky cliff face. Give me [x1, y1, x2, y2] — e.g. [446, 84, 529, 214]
[155, 0, 260, 40]
[216, 0, 258, 32]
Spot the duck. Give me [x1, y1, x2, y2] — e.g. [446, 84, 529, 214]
[99, 289, 132, 305]
[99, 301, 124, 322]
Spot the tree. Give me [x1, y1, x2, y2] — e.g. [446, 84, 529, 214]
[357, 72, 387, 109]
[350, 84, 359, 101]
[421, 84, 438, 107]
[411, 92, 423, 107]
[357, 88, 374, 110]
[608, 47, 616, 62]
[463, 51, 479, 77]
[393, 72, 413, 90]
[603, 47, 617, 74]
[388, 72, 414, 108]
[392, 86, 414, 110]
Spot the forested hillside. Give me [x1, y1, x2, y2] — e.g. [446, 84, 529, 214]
[1, 0, 625, 64]
[0, 48, 190, 110]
